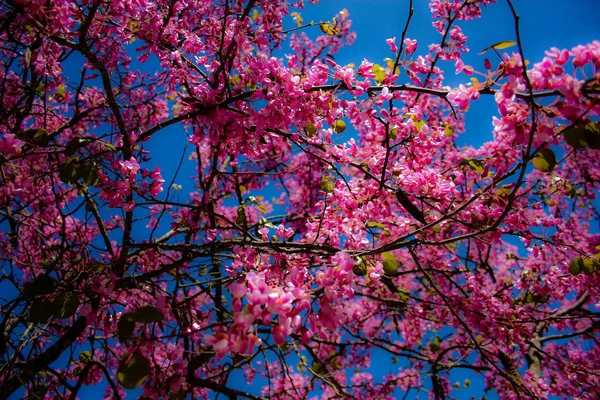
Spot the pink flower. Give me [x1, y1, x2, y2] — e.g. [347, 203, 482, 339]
[386, 37, 398, 53]
[230, 282, 247, 298]
[334, 66, 355, 87]
[447, 84, 480, 110]
[404, 38, 418, 54]
[455, 58, 474, 75]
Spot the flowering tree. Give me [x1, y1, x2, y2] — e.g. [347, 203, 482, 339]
[1, 0, 599, 398]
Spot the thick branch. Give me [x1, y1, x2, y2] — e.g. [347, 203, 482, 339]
[0, 316, 88, 398]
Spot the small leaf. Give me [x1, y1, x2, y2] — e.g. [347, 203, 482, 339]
[304, 123, 318, 138]
[118, 306, 165, 340]
[319, 18, 339, 35]
[101, 141, 117, 152]
[320, 176, 335, 193]
[429, 336, 441, 353]
[581, 258, 599, 275]
[382, 252, 398, 276]
[460, 158, 485, 174]
[118, 351, 150, 389]
[290, 11, 303, 27]
[79, 350, 93, 364]
[236, 205, 247, 226]
[77, 163, 100, 186]
[17, 128, 50, 147]
[396, 188, 426, 224]
[569, 256, 583, 275]
[366, 221, 387, 229]
[496, 185, 513, 197]
[54, 84, 66, 101]
[126, 306, 165, 323]
[52, 292, 79, 319]
[413, 119, 426, 132]
[59, 157, 80, 184]
[443, 125, 453, 137]
[371, 64, 387, 85]
[25, 48, 32, 66]
[479, 40, 517, 55]
[65, 137, 94, 156]
[562, 125, 588, 149]
[22, 274, 57, 299]
[117, 317, 136, 342]
[332, 120, 346, 134]
[532, 148, 557, 172]
[562, 121, 600, 149]
[352, 259, 368, 276]
[565, 186, 577, 198]
[30, 298, 53, 324]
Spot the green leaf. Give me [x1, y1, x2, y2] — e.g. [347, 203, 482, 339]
[429, 336, 441, 352]
[319, 18, 339, 35]
[531, 148, 556, 172]
[562, 121, 600, 149]
[584, 121, 600, 149]
[562, 125, 588, 149]
[320, 176, 335, 193]
[59, 157, 80, 184]
[30, 298, 53, 324]
[236, 205, 247, 226]
[389, 125, 398, 140]
[304, 123, 318, 138]
[52, 292, 79, 319]
[413, 119, 426, 132]
[581, 258, 599, 275]
[332, 120, 346, 134]
[371, 64, 387, 85]
[382, 252, 398, 276]
[65, 137, 94, 156]
[366, 221, 387, 229]
[126, 306, 165, 323]
[77, 163, 99, 185]
[101, 141, 117, 152]
[17, 128, 50, 147]
[79, 350, 93, 364]
[570, 257, 583, 275]
[118, 351, 150, 389]
[397, 287, 410, 302]
[311, 361, 325, 374]
[117, 317, 136, 342]
[460, 158, 485, 174]
[22, 274, 57, 299]
[496, 185, 513, 197]
[352, 259, 368, 276]
[443, 124, 453, 137]
[118, 306, 165, 341]
[479, 40, 517, 55]
[564, 182, 577, 198]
